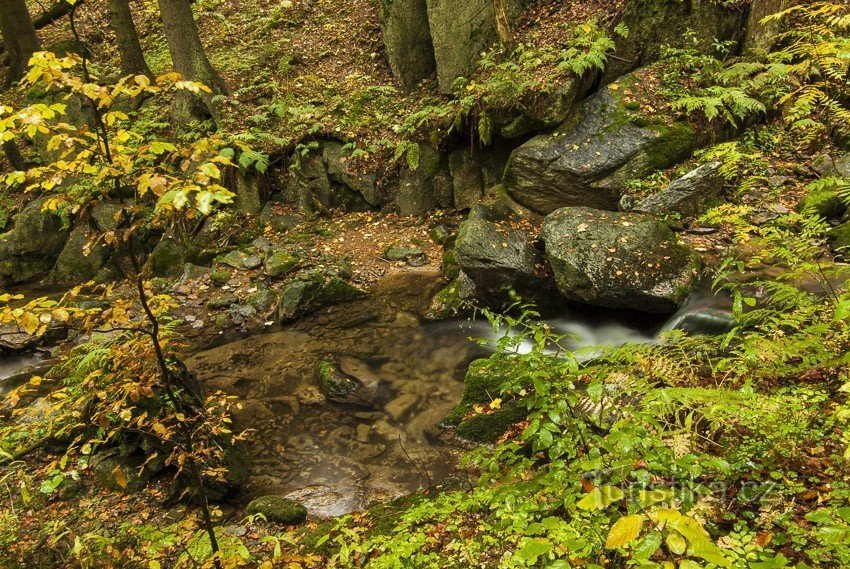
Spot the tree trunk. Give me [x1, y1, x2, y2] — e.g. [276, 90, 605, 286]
[107, 0, 152, 78]
[0, 0, 41, 87]
[155, 0, 226, 124]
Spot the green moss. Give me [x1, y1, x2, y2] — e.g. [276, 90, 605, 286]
[644, 121, 696, 169]
[264, 251, 300, 278]
[829, 222, 850, 253]
[246, 496, 307, 525]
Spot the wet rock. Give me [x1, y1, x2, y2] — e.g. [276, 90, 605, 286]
[426, 272, 476, 320]
[0, 196, 71, 286]
[246, 495, 308, 524]
[207, 294, 239, 310]
[379, 0, 436, 91]
[264, 250, 300, 278]
[278, 277, 365, 323]
[504, 84, 695, 214]
[453, 216, 541, 302]
[541, 207, 701, 313]
[633, 162, 725, 218]
[428, 224, 452, 245]
[384, 246, 428, 266]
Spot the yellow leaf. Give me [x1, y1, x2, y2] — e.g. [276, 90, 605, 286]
[111, 465, 127, 489]
[490, 398, 502, 410]
[605, 514, 644, 548]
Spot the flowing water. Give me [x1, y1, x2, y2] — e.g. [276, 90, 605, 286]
[1, 270, 732, 518]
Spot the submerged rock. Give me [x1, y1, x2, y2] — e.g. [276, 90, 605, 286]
[504, 85, 695, 214]
[541, 207, 701, 313]
[246, 495, 308, 524]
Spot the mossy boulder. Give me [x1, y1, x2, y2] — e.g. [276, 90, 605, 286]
[394, 143, 448, 215]
[278, 276, 366, 323]
[829, 223, 850, 257]
[0, 196, 71, 286]
[633, 161, 725, 218]
[246, 495, 308, 525]
[800, 186, 846, 220]
[52, 226, 111, 283]
[607, 0, 747, 80]
[443, 358, 526, 443]
[504, 84, 695, 214]
[542, 207, 701, 313]
[426, 272, 476, 320]
[284, 145, 373, 213]
[91, 453, 149, 494]
[379, 0, 436, 91]
[264, 250, 300, 278]
[426, 0, 526, 93]
[384, 246, 428, 266]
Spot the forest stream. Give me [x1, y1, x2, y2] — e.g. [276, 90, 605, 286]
[179, 270, 733, 518]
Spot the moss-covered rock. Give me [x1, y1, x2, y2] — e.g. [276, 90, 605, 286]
[541, 207, 701, 313]
[278, 275, 366, 323]
[52, 226, 111, 283]
[379, 0, 436, 91]
[246, 495, 308, 524]
[443, 358, 526, 443]
[0, 196, 71, 286]
[454, 216, 541, 302]
[91, 453, 149, 494]
[828, 222, 850, 257]
[264, 250, 300, 278]
[426, 0, 526, 93]
[384, 246, 428, 266]
[426, 272, 476, 320]
[149, 236, 200, 277]
[606, 0, 747, 80]
[504, 83, 695, 214]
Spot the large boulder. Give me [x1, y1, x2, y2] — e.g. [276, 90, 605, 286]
[0, 197, 71, 286]
[606, 0, 748, 80]
[454, 217, 539, 300]
[632, 162, 724, 218]
[379, 0, 437, 91]
[283, 147, 371, 213]
[426, 0, 526, 93]
[504, 84, 695, 214]
[541, 207, 701, 313]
